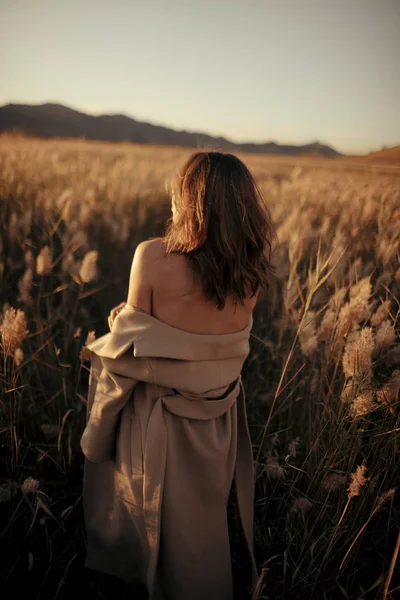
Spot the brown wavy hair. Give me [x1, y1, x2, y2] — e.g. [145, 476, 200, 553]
[162, 151, 276, 310]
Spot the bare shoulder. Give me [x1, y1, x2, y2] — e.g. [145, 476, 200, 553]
[135, 237, 167, 262]
[126, 239, 166, 313]
[137, 237, 166, 257]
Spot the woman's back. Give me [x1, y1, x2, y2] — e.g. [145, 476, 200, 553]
[151, 238, 259, 335]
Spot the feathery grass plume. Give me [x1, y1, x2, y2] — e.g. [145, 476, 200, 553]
[349, 276, 373, 301]
[36, 245, 52, 275]
[342, 327, 374, 382]
[321, 473, 347, 492]
[61, 197, 73, 222]
[376, 370, 400, 405]
[14, 347, 24, 366]
[291, 497, 312, 515]
[374, 319, 396, 353]
[0, 306, 29, 353]
[347, 463, 369, 498]
[371, 299, 392, 327]
[337, 276, 372, 335]
[265, 451, 285, 479]
[342, 327, 374, 383]
[17, 267, 33, 305]
[24, 249, 35, 269]
[79, 330, 96, 362]
[317, 307, 336, 341]
[21, 477, 40, 495]
[299, 310, 318, 357]
[287, 436, 301, 459]
[79, 250, 99, 283]
[55, 188, 73, 210]
[350, 390, 378, 418]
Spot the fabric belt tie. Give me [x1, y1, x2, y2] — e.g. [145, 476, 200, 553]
[143, 375, 256, 598]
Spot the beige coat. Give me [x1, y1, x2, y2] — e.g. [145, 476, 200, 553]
[81, 304, 259, 600]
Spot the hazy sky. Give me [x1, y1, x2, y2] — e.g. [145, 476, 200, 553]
[1, 0, 399, 154]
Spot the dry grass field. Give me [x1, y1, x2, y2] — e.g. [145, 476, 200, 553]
[0, 135, 399, 599]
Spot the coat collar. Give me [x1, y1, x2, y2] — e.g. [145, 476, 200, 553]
[86, 304, 253, 362]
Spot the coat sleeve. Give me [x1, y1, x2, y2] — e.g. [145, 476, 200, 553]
[80, 352, 139, 463]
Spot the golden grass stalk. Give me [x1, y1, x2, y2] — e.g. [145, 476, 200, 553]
[21, 477, 40, 495]
[371, 300, 392, 327]
[79, 250, 99, 283]
[376, 370, 400, 406]
[318, 463, 370, 573]
[13, 347, 24, 366]
[374, 319, 396, 353]
[342, 327, 374, 382]
[339, 488, 395, 572]
[36, 245, 52, 275]
[265, 451, 285, 479]
[0, 306, 29, 354]
[337, 276, 372, 335]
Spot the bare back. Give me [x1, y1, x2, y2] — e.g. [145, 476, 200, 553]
[150, 242, 259, 335]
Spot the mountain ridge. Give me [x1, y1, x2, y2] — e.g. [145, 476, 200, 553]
[0, 102, 341, 157]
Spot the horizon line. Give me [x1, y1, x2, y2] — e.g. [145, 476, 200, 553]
[0, 99, 346, 154]
[1, 99, 397, 156]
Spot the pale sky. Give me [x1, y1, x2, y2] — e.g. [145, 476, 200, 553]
[1, 0, 399, 154]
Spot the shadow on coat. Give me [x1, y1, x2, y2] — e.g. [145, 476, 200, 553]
[91, 477, 254, 600]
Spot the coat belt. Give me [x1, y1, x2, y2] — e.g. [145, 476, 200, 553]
[142, 374, 258, 598]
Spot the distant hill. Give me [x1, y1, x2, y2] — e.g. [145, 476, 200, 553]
[0, 103, 341, 157]
[365, 145, 400, 164]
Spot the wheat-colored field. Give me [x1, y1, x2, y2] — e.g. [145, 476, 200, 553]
[0, 135, 399, 599]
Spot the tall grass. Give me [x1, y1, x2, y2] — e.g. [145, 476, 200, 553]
[0, 135, 399, 599]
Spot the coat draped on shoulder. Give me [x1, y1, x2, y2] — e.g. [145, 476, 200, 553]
[80, 304, 259, 600]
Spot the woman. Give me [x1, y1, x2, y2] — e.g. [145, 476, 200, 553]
[81, 151, 276, 600]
